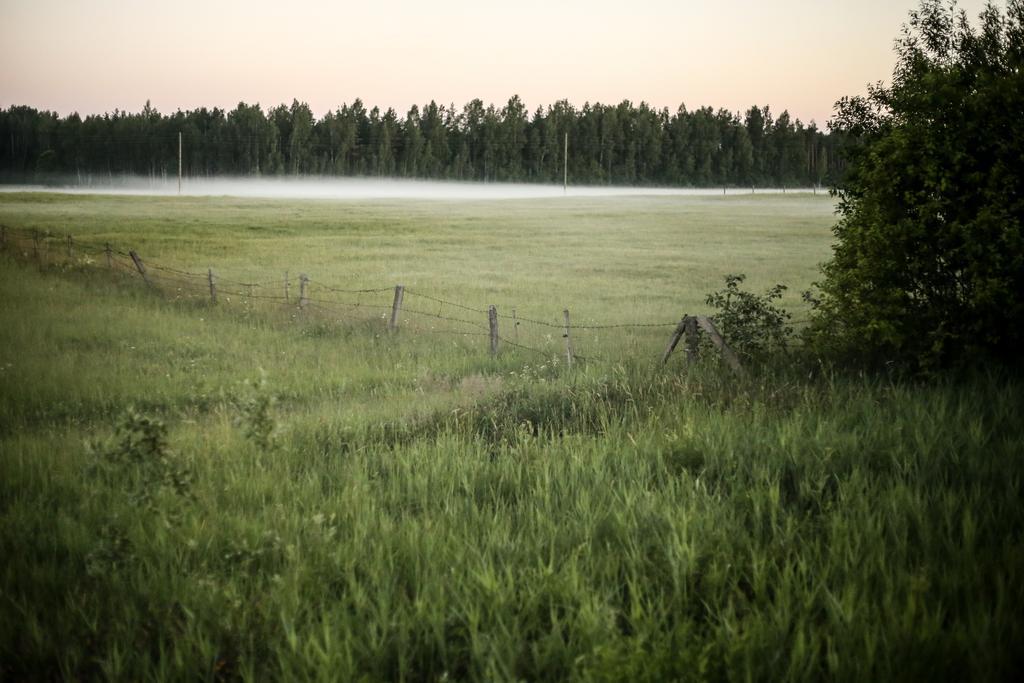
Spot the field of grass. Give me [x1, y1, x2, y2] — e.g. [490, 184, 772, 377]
[1, 192, 1022, 680]
[0, 191, 833, 320]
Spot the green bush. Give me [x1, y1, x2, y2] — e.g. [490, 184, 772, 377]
[811, 0, 1024, 369]
[233, 371, 278, 452]
[88, 408, 193, 503]
[706, 274, 792, 361]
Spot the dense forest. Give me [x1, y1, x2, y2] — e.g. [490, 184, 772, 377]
[0, 97, 845, 187]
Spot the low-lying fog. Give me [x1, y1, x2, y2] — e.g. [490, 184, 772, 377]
[0, 177, 821, 201]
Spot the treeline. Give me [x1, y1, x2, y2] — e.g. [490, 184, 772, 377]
[0, 97, 845, 187]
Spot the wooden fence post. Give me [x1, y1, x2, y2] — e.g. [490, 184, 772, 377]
[66, 234, 73, 259]
[32, 230, 40, 261]
[105, 243, 113, 269]
[695, 316, 744, 374]
[388, 284, 404, 332]
[488, 305, 499, 355]
[208, 268, 217, 303]
[661, 315, 689, 364]
[284, 270, 290, 302]
[563, 309, 574, 367]
[128, 250, 153, 288]
[684, 316, 700, 365]
[512, 308, 519, 341]
[298, 274, 309, 309]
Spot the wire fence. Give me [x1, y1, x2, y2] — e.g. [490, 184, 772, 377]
[0, 225, 813, 366]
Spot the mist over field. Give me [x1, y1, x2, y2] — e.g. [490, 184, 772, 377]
[0, 176, 819, 201]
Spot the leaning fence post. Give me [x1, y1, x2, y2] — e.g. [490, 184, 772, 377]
[661, 315, 689, 364]
[128, 250, 153, 288]
[695, 316, 744, 374]
[208, 268, 217, 303]
[104, 243, 113, 269]
[388, 284, 404, 332]
[563, 309, 574, 368]
[284, 270, 290, 302]
[488, 305, 499, 355]
[298, 274, 309, 309]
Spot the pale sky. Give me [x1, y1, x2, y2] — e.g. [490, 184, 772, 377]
[0, 0, 995, 126]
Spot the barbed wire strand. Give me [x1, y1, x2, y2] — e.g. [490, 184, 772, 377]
[404, 289, 488, 314]
[318, 283, 394, 295]
[304, 302, 381, 325]
[305, 297, 393, 312]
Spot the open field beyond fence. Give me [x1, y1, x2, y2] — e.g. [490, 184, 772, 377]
[1, 192, 1022, 681]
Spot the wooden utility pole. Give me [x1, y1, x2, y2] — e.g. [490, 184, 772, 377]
[563, 133, 568, 194]
[177, 131, 182, 195]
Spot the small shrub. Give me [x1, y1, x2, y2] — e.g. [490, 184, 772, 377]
[705, 274, 792, 361]
[233, 371, 278, 451]
[88, 407, 194, 504]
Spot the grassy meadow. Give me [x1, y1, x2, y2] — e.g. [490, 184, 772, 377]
[0, 191, 833, 322]
[1, 191, 1022, 680]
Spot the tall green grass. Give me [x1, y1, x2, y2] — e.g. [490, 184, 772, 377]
[1, 194, 1022, 680]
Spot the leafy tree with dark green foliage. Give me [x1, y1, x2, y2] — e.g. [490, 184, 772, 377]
[810, 0, 1024, 369]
